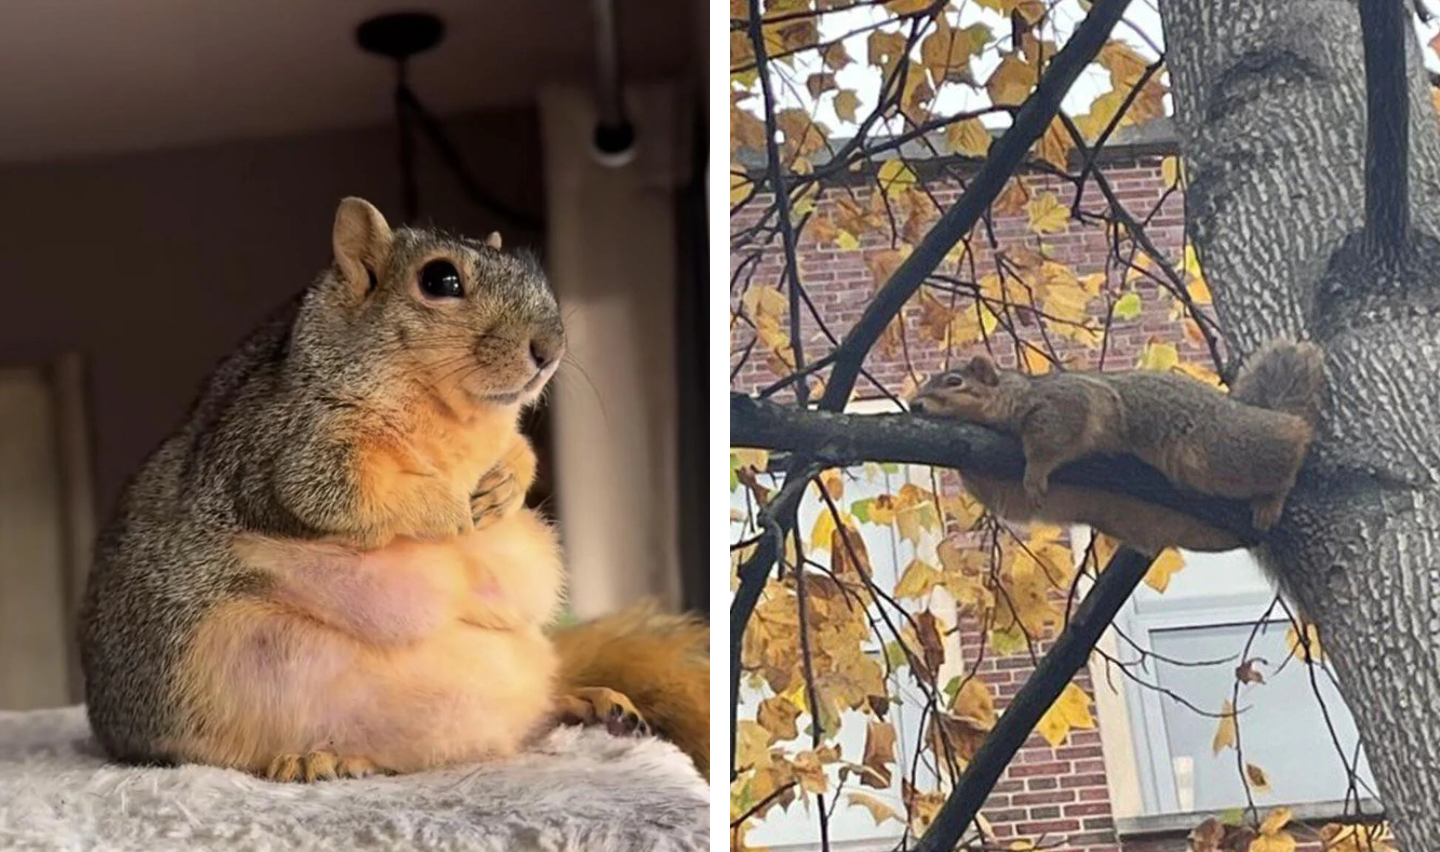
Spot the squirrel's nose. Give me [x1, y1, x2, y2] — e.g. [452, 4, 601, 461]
[528, 331, 564, 371]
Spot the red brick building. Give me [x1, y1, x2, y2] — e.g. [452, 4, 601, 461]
[731, 121, 1379, 852]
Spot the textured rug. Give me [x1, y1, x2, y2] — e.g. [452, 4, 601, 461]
[0, 705, 708, 852]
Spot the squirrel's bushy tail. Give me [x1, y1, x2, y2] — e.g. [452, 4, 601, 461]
[550, 601, 709, 777]
[1228, 339, 1326, 427]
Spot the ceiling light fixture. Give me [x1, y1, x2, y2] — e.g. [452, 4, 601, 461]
[356, 11, 543, 229]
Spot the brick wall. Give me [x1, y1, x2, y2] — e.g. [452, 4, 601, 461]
[733, 150, 1206, 852]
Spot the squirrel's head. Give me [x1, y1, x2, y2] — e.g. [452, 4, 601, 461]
[314, 197, 565, 412]
[910, 355, 1003, 419]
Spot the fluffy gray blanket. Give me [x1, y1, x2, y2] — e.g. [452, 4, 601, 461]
[0, 706, 707, 852]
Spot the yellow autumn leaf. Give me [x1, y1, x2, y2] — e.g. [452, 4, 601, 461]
[894, 557, 943, 599]
[1287, 621, 1324, 662]
[1088, 533, 1121, 571]
[1026, 192, 1070, 234]
[1250, 829, 1297, 852]
[1161, 156, 1181, 188]
[1035, 684, 1094, 747]
[945, 117, 992, 157]
[732, 448, 770, 471]
[1212, 700, 1237, 754]
[742, 285, 787, 320]
[1023, 347, 1053, 375]
[835, 229, 860, 250]
[940, 490, 983, 528]
[895, 500, 939, 545]
[1137, 340, 1180, 372]
[847, 792, 903, 826]
[809, 508, 839, 552]
[1035, 706, 1070, 748]
[951, 677, 997, 727]
[730, 168, 753, 205]
[1057, 682, 1095, 729]
[1034, 118, 1073, 170]
[877, 159, 918, 198]
[987, 54, 1034, 106]
[736, 720, 774, 771]
[1144, 548, 1186, 592]
[1175, 360, 1222, 387]
[834, 89, 860, 123]
[1258, 808, 1293, 837]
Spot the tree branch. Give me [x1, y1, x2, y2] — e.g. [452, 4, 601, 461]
[1360, 0, 1411, 259]
[731, 393, 1262, 544]
[815, 0, 1133, 413]
[914, 548, 1155, 852]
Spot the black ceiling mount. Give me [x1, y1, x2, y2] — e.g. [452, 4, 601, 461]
[355, 11, 542, 230]
[356, 12, 444, 61]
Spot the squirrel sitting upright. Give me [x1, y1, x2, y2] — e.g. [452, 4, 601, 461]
[909, 341, 1324, 552]
[80, 198, 708, 781]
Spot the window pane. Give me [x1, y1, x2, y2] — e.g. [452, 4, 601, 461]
[1149, 622, 1374, 812]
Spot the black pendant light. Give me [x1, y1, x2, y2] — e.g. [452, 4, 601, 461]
[356, 12, 543, 229]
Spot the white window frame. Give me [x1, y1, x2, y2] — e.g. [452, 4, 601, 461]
[1078, 533, 1381, 825]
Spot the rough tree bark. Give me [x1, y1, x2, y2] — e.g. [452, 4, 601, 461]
[1161, 0, 1440, 843]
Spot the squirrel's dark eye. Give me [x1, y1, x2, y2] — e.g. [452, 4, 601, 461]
[419, 260, 463, 299]
[943, 373, 964, 387]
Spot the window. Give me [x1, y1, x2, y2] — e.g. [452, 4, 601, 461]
[1109, 545, 1377, 816]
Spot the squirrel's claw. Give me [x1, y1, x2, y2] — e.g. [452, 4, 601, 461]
[557, 686, 651, 738]
[262, 749, 390, 783]
[470, 470, 521, 529]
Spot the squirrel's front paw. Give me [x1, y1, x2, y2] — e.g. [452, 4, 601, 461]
[1251, 495, 1285, 532]
[263, 749, 392, 783]
[470, 468, 523, 529]
[557, 686, 651, 737]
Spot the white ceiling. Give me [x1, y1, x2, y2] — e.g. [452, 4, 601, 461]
[0, 0, 695, 164]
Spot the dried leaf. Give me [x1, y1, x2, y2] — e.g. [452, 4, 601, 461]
[1212, 700, 1237, 754]
[847, 792, 903, 826]
[757, 696, 801, 742]
[1236, 658, 1268, 685]
[1245, 762, 1272, 794]
[806, 73, 837, 98]
[834, 89, 860, 122]
[861, 720, 898, 788]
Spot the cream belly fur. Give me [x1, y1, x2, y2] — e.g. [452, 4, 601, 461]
[173, 510, 564, 776]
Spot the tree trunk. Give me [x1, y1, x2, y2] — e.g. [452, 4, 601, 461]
[1161, 0, 1440, 842]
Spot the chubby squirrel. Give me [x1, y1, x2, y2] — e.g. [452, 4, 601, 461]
[80, 197, 707, 781]
[910, 341, 1325, 553]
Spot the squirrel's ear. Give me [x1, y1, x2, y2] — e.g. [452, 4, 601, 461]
[332, 197, 393, 296]
[966, 355, 1000, 386]
[485, 231, 503, 250]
